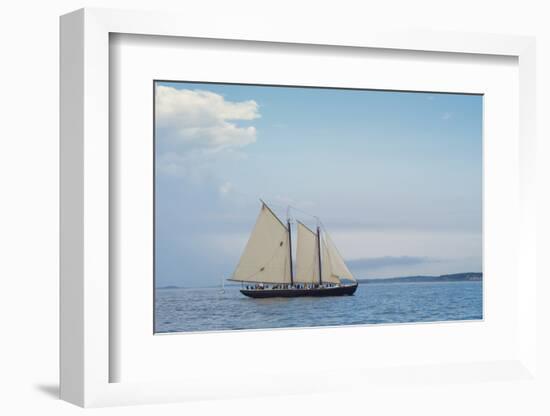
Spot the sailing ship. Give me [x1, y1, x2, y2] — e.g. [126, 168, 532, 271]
[229, 202, 358, 298]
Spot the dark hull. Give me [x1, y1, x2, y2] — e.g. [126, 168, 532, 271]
[240, 283, 358, 298]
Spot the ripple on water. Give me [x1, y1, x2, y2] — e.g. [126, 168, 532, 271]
[155, 282, 483, 333]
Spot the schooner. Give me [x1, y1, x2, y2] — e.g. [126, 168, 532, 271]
[229, 202, 358, 298]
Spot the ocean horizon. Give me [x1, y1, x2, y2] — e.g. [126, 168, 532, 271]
[156, 272, 483, 290]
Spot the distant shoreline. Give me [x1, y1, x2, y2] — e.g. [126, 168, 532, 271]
[358, 272, 482, 284]
[156, 272, 482, 290]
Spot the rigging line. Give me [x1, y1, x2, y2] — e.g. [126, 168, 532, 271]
[287, 205, 320, 222]
[259, 199, 288, 210]
[317, 219, 331, 234]
[287, 205, 314, 218]
[259, 198, 294, 221]
[218, 182, 313, 220]
[221, 186, 317, 224]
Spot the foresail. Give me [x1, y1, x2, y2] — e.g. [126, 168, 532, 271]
[321, 240, 342, 284]
[231, 204, 291, 284]
[295, 222, 318, 284]
[323, 232, 355, 282]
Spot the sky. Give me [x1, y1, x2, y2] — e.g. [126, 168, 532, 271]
[154, 81, 482, 288]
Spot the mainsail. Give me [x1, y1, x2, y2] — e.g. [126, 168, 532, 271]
[295, 222, 318, 284]
[231, 204, 291, 284]
[295, 221, 356, 284]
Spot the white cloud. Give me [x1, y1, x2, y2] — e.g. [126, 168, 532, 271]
[156, 86, 260, 155]
[442, 112, 452, 120]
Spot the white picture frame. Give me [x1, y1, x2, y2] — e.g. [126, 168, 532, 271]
[60, 8, 537, 408]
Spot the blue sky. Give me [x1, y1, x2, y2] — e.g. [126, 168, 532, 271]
[155, 81, 482, 287]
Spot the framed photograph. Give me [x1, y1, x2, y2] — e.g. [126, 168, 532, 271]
[60, 8, 538, 408]
[153, 80, 483, 334]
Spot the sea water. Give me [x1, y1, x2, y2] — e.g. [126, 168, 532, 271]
[155, 281, 483, 333]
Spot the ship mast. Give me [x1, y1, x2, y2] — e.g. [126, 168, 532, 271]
[317, 225, 323, 285]
[288, 218, 294, 286]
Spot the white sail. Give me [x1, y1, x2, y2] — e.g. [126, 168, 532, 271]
[322, 231, 356, 282]
[320, 240, 342, 284]
[231, 204, 291, 284]
[295, 222, 318, 284]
